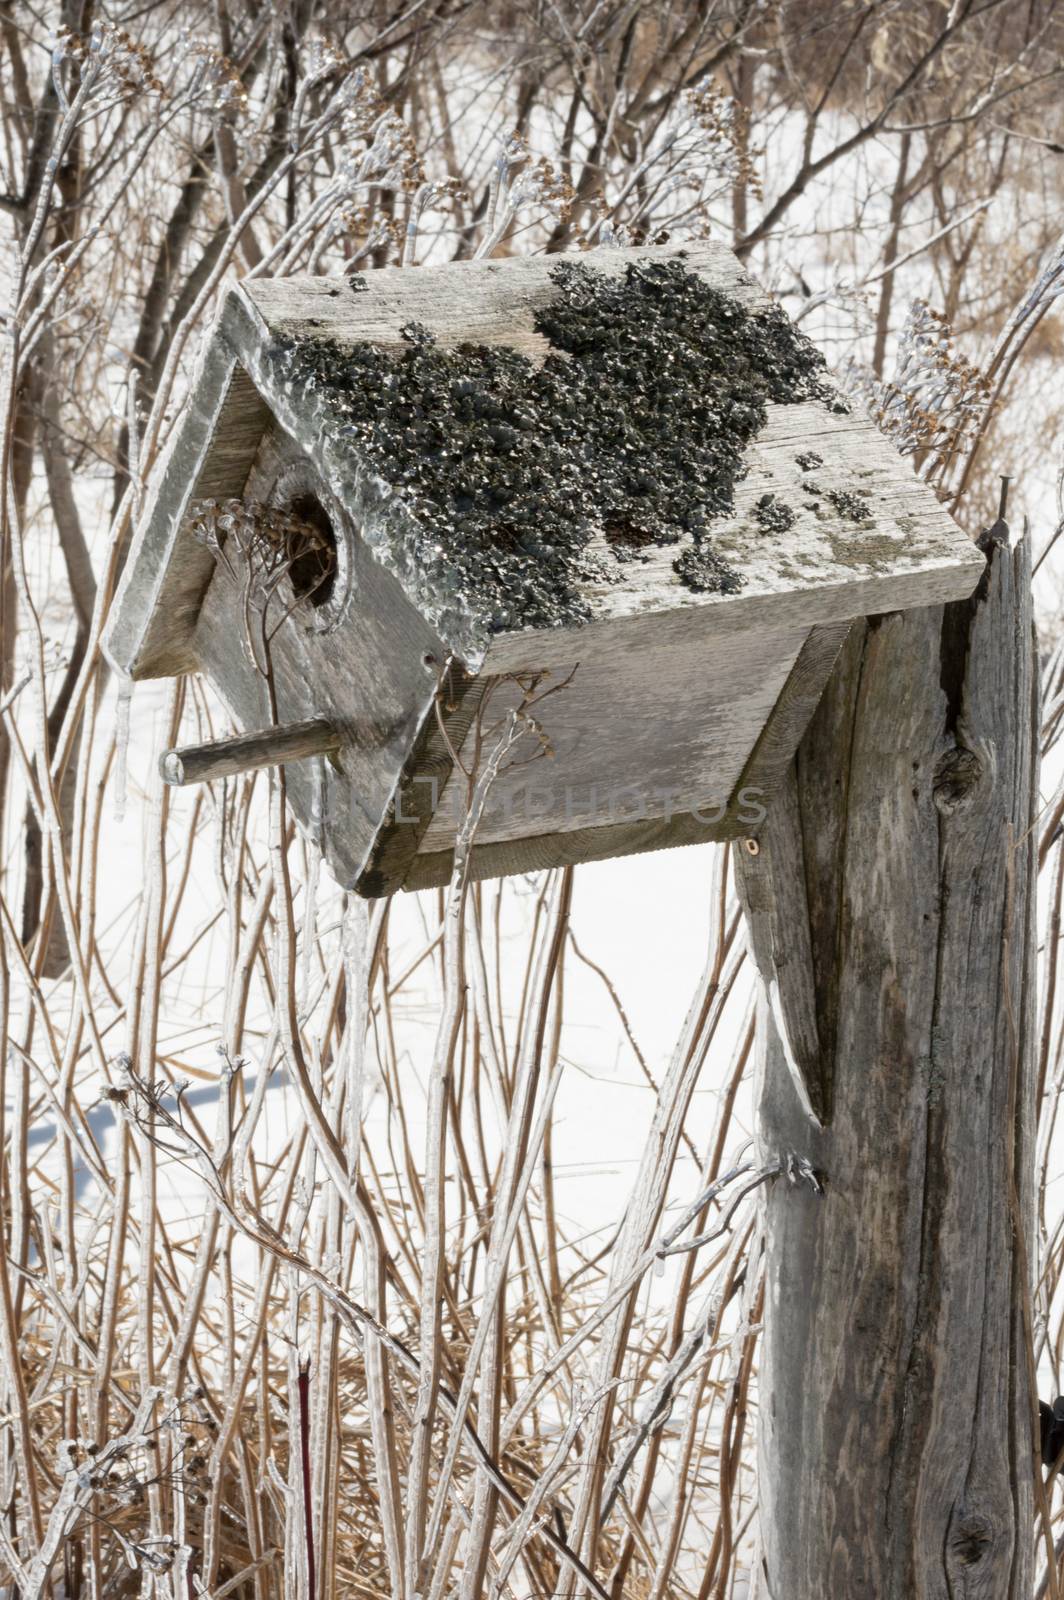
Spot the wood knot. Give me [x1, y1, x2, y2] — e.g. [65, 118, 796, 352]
[948, 1509, 995, 1566]
[933, 746, 983, 815]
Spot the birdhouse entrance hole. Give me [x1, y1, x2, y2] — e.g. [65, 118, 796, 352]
[284, 491, 338, 611]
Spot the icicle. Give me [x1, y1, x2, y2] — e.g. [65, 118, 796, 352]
[766, 976, 822, 1129]
[113, 677, 133, 821]
[309, 749, 327, 852]
[341, 892, 371, 1172]
[300, 843, 319, 1004]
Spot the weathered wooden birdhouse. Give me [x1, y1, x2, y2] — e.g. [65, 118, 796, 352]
[105, 242, 985, 896]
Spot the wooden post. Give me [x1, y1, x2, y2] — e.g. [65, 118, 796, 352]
[160, 718, 340, 786]
[737, 516, 1039, 1596]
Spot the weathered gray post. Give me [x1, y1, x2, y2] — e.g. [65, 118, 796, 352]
[738, 511, 1039, 1595]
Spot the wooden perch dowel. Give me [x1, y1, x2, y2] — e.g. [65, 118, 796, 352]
[160, 718, 340, 786]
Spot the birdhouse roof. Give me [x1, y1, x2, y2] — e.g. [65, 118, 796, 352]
[106, 242, 984, 685]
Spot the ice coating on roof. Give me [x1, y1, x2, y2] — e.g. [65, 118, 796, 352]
[251, 256, 839, 663]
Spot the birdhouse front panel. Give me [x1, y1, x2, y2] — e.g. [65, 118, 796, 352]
[104, 243, 986, 896]
[190, 423, 447, 886]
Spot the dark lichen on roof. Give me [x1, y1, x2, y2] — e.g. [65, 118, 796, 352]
[755, 494, 796, 533]
[827, 488, 873, 523]
[258, 256, 840, 656]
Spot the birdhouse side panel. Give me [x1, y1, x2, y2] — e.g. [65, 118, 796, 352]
[400, 619, 852, 893]
[416, 621, 809, 853]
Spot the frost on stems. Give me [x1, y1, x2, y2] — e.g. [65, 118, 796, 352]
[54, 21, 166, 98]
[475, 133, 576, 259]
[582, 77, 759, 251]
[25, 1384, 217, 1591]
[300, 33, 347, 87]
[332, 203, 403, 264]
[404, 177, 469, 266]
[498, 135, 574, 225]
[843, 299, 990, 477]
[319, 74, 462, 265]
[339, 75, 425, 197]
[258, 256, 834, 659]
[182, 37, 248, 117]
[680, 75, 762, 205]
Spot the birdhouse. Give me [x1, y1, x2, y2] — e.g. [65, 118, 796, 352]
[105, 243, 985, 897]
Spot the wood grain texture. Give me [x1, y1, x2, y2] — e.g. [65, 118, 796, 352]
[481, 400, 987, 673]
[730, 620, 851, 831]
[738, 527, 1038, 1598]
[240, 239, 769, 352]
